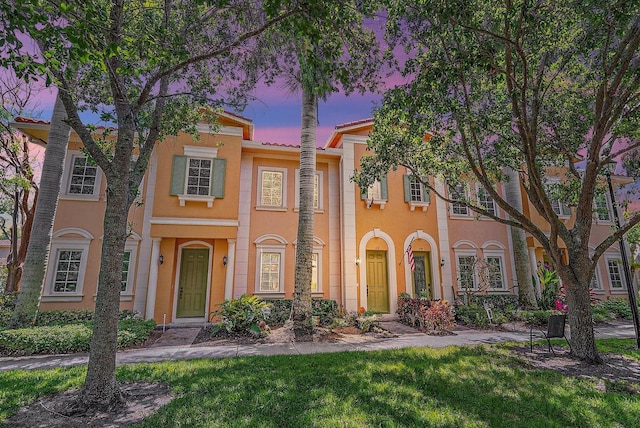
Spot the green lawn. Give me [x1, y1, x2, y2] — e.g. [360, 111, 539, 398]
[1, 342, 640, 427]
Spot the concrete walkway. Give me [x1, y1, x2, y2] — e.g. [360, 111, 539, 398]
[0, 321, 635, 372]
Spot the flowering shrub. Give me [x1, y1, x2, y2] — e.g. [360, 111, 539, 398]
[420, 300, 456, 333]
[397, 294, 431, 327]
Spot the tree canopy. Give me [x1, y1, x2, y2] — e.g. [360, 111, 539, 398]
[355, 0, 640, 362]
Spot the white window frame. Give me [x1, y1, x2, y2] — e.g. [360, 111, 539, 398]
[42, 238, 91, 302]
[483, 251, 506, 290]
[119, 241, 139, 300]
[185, 157, 213, 196]
[177, 145, 219, 207]
[406, 172, 429, 212]
[477, 185, 497, 217]
[365, 180, 387, 209]
[255, 245, 286, 294]
[594, 193, 613, 223]
[60, 151, 102, 201]
[449, 184, 470, 217]
[591, 263, 602, 291]
[294, 169, 324, 212]
[605, 256, 626, 291]
[455, 250, 478, 290]
[546, 178, 572, 218]
[257, 166, 288, 211]
[293, 240, 324, 294]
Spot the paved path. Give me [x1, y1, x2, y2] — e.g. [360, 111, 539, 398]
[0, 321, 635, 372]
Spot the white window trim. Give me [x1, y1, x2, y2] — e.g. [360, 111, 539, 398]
[256, 166, 288, 210]
[294, 169, 324, 212]
[178, 146, 219, 207]
[255, 244, 286, 295]
[594, 193, 613, 224]
[366, 181, 386, 209]
[546, 177, 572, 218]
[293, 239, 324, 294]
[591, 261, 603, 292]
[605, 255, 626, 291]
[120, 241, 139, 300]
[42, 238, 91, 302]
[455, 250, 478, 291]
[407, 173, 429, 211]
[449, 184, 471, 218]
[476, 184, 498, 218]
[483, 250, 507, 291]
[60, 151, 103, 201]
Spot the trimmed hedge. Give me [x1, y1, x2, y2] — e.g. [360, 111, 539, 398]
[468, 294, 519, 312]
[0, 318, 156, 356]
[264, 299, 338, 325]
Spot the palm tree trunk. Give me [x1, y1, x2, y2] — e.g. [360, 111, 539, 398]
[504, 168, 538, 308]
[10, 93, 70, 327]
[290, 87, 317, 337]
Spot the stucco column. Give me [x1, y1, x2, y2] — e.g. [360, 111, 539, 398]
[224, 239, 236, 300]
[145, 238, 161, 320]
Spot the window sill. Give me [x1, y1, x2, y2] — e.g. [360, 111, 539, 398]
[450, 214, 473, 220]
[254, 292, 285, 299]
[177, 194, 215, 208]
[255, 206, 287, 212]
[60, 194, 100, 202]
[294, 208, 325, 214]
[41, 294, 84, 302]
[408, 201, 429, 212]
[610, 289, 627, 294]
[365, 199, 387, 209]
[93, 294, 134, 301]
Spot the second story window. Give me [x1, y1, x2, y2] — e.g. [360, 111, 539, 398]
[260, 169, 285, 208]
[477, 186, 496, 216]
[360, 176, 388, 209]
[294, 170, 323, 211]
[170, 146, 226, 208]
[403, 174, 430, 211]
[594, 194, 612, 222]
[551, 199, 572, 217]
[69, 156, 98, 195]
[186, 158, 212, 196]
[449, 183, 469, 216]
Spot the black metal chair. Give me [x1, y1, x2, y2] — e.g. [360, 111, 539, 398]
[529, 314, 571, 356]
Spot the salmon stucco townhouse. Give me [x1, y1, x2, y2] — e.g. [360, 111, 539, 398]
[12, 113, 635, 324]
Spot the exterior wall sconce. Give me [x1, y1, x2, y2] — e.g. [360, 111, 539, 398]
[223, 255, 228, 266]
[159, 255, 164, 265]
[440, 258, 445, 267]
[355, 257, 361, 266]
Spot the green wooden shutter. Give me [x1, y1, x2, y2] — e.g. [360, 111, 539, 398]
[380, 176, 389, 200]
[210, 158, 226, 198]
[403, 175, 411, 202]
[421, 177, 430, 202]
[170, 155, 187, 195]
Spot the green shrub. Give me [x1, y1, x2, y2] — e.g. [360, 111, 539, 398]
[599, 299, 633, 319]
[468, 295, 519, 312]
[262, 298, 338, 326]
[0, 318, 156, 355]
[0, 291, 17, 311]
[455, 304, 490, 327]
[0, 324, 93, 355]
[211, 294, 271, 336]
[591, 305, 613, 324]
[356, 315, 379, 332]
[513, 309, 552, 326]
[36, 310, 94, 326]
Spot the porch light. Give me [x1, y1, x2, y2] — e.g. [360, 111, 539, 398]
[159, 254, 164, 265]
[223, 255, 228, 266]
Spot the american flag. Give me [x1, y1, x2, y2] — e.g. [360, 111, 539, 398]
[406, 245, 415, 271]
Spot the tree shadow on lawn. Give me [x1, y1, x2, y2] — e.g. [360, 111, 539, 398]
[117, 345, 640, 427]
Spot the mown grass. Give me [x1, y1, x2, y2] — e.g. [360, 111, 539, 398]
[1, 341, 640, 427]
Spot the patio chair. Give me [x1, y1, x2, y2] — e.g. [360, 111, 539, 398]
[529, 314, 571, 356]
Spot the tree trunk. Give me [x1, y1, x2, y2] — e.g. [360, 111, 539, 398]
[559, 258, 601, 363]
[504, 168, 538, 308]
[80, 171, 129, 408]
[290, 87, 317, 337]
[10, 94, 70, 327]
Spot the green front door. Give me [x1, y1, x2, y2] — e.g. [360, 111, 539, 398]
[413, 252, 433, 299]
[176, 248, 209, 318]
[366, 250, 389, 312]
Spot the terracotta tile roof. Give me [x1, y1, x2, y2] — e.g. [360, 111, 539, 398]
[14, 116, 50, 125]
[221, 110, 253, 123]
[258, 141, 325, 150]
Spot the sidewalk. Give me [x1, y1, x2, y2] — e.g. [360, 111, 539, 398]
[0, 321, 635, 372]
